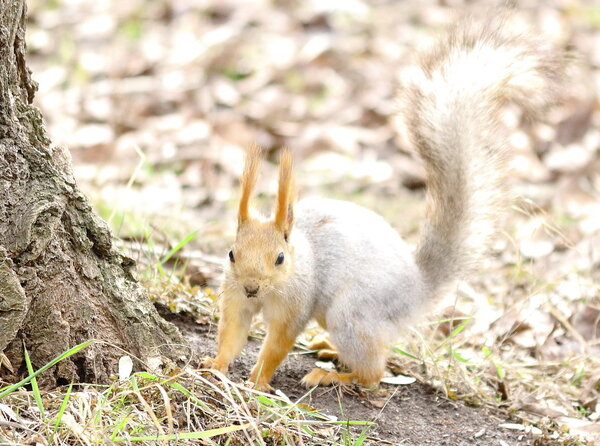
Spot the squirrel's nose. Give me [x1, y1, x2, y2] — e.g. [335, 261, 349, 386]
[244, 285, 259, 297]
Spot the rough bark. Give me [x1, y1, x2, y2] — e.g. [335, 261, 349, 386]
[0, 0, 186, 386]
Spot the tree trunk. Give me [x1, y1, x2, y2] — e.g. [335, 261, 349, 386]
[0, 0, 186, 387]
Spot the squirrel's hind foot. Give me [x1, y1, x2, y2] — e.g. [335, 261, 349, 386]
[201, 357, 229, 374]
[308, 335, 339, 361]
[301, 368, 356, 387]
[247, 379, 274, 392]
[316, 349, 338, 361]
[301, 368, 381, 388]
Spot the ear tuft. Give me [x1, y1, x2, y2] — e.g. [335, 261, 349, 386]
[238, 144, 262, 226]
[274, 148, 295, 234]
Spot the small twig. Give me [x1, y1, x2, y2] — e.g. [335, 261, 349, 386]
[547, 304, 589, 354]
[0, 420, 35, 432]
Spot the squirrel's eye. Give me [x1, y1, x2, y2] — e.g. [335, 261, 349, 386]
[228, 250, 235, 263]
[275, 252, 284, 265]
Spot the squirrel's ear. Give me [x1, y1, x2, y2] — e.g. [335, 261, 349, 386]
[238, 144, 262, 227]
[274, 148, 295, 237]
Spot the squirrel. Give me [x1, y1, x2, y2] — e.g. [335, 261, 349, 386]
[204, 16, 561, 390]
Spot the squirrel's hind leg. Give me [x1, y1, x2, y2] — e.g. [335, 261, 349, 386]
[301, 316, 388, 387]
[302, 335, 386, 387]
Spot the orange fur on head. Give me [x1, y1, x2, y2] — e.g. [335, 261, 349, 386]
[238, 145, 262, 226]
[274, 149, 294, 235]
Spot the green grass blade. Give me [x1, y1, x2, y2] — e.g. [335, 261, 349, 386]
[23, 344, 45, 419]
[392, 347, 420, 361]
[92, 388, 110, 426]
[494, 361, 506, 379]
[449, 318, 471, 339]
[426, 316, 470, 327]
[110, 414, 131, 441]
[0, 340, 92, 399]
[351, 425, 372, 446]
[450, 349, 470, 364]
[111, 423, 251, 442]
[329, 420, 373, 426]
[159, 231, 198, 264]
[53, 382, 73, 433]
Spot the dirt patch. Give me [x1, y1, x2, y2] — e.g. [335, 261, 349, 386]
[163, 311, 546, 446]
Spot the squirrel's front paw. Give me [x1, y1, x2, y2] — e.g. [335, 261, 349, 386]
[247, 379, 274, 392]
[201, 357, 228, 373]
[248, 367, 274, 392]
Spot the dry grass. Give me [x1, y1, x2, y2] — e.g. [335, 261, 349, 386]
[1, 351, 374, 445]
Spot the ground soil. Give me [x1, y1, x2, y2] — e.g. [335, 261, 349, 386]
[164, 311, 542, 446]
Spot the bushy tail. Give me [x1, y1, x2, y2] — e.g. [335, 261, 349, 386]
[400, 16, 562, 297]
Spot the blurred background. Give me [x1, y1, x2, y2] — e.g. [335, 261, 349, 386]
[26, 0, 599, 269]
[25, 0, 600, 293]
[24, 0, 600, 426]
